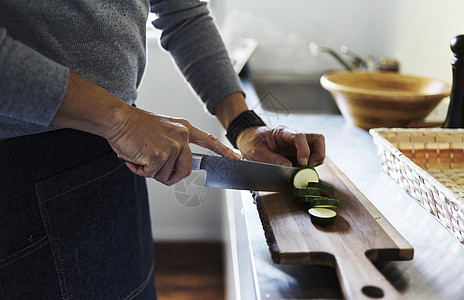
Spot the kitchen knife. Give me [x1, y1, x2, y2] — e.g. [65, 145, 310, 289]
[192, 153, 300, 191]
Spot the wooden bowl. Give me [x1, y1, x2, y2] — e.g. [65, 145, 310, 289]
[320, 71, 451, 129]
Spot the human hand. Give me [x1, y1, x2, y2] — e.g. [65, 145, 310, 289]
[51, 72, 239, 185]
[236, 125, 325, 167]
[106, 106, 240, 185]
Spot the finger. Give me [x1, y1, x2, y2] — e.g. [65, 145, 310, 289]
[308, 134, 326, 166]
[125, 162, 146, 177]
[270, 127, 310, 165]
[112, 146, 164, 178]
[164, 146, 193, 186]
[292, 133, 311, 166]
[120, 152, 167, 178]
[154, 151, 178, 184]
[189, 125, 241, 160]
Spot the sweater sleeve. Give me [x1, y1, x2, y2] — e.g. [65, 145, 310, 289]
[0, 27, 69, 126]
[149, 0, 244, 115]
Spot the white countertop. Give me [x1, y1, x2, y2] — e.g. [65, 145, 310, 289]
[224, 80, 464, 299]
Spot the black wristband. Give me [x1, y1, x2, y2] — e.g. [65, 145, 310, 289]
[226, 110, 266, 148]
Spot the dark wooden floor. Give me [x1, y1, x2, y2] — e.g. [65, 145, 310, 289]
[153, 242, 225, 300]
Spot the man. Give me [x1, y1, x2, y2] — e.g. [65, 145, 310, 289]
[0, 0, 325, 299]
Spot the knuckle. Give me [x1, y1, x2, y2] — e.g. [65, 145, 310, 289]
[270, 157, 281, 165]
[248, 150, 259, 161]
[164, 180, 176, 187]
[175, 117, 190, 128]
[166, 139, 182, 152]
[207, 133, 218, 142]
[154, 174, 170, 185]
[181, 167, 192, 178]
[310, 134, 325, 148]
[155, 151, 170, 162]
[295, 132, 306, 141]
[179, 128, 189, 139]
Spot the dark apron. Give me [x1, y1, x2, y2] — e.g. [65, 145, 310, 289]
[0, 128, 156, 299]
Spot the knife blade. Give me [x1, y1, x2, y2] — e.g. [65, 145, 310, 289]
[192, 153, 299, 191]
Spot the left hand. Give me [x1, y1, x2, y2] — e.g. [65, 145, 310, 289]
[236, 125, 325, 167]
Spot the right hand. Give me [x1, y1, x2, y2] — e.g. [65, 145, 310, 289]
[52, 72, 238, 186]
[106, 106, 240, 186]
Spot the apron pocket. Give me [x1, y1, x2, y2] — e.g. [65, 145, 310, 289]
[35, 152, 152, 300]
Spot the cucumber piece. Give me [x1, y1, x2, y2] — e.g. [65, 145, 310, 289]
[309, 198, 340, 209]
[293, 167, 319, 188]
[298, 195, 329, 202]
[308, 208, 337, 225]
[293, 187, 322, 197]
[306, 182, 335, 196]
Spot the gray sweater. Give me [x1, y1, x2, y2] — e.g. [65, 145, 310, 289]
[0, 0, 242, 140]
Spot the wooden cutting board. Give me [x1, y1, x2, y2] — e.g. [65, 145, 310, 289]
[254, 158, 414, 300]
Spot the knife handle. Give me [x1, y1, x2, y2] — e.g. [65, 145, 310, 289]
[192, 153, 203, 170]
[119, 153, 205, 171]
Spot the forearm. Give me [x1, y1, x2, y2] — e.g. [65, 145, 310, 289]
[52, 72, 240, 185]
[213, 92, 249, 130]
[51, 72, 130, 139]
[151, 0, 243, 115]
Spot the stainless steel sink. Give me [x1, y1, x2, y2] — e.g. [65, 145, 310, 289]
[250, 75, 340, 115]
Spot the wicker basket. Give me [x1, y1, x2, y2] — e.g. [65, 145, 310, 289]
[370, 128, 464, 243]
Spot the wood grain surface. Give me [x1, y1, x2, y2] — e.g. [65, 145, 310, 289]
[254, 158, 413, 300]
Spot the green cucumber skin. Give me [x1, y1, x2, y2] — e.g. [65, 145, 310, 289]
[309, 198, 340, 209]
[293, 178, 339, 225]
[310, 215, 336, 225]
[298, 196, 339, 208]
[306, 182, 335, 195]
[308, 208, 337, 225]
[293, 187, 322, 197]
[293, 187, 333, 197]
[298, 195, 331, 202]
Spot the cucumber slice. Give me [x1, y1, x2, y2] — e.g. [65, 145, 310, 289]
[293, 167, 319, 188]
[298, 195, 328, 202]
[293, 187, 322, 197]
[308, 208, 337, 225]
[306, 182, 335, 195]
[309, 198, 340, 209]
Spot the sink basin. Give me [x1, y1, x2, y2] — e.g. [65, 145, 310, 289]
[250, 75, 340, 115]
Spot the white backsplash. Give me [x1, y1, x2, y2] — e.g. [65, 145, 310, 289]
[222, 0, 463, 83]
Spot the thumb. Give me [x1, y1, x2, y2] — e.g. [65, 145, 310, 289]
[189, 125, 241, 160]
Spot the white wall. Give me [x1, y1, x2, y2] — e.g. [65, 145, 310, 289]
[221, 0, 378, 75]
[370, 0, 464, 83]
[223, 0, 464, 82]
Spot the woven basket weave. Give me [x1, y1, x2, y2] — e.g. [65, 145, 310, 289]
[370, 128, 464, 243]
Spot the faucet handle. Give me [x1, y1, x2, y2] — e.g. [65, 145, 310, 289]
[309, 42, 355, 71]
[340, 45, 366, 69]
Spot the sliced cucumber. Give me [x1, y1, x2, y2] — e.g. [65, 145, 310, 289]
[292, 170, 339, 224]
[308, 208, 337, 225]
[306, 182, 335, 196]
[293, 167, 319, 188]
[299, 196, 339, 208]
[293, 184, 335, 197]
[309, 197, 340, 209]
[298, 195, 327, 201]
[293, 187, 322, 197]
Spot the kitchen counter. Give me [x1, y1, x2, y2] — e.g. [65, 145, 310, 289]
[224, 79, 464, 299]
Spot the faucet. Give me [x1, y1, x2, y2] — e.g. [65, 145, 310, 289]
[309, 42, 374, 71]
